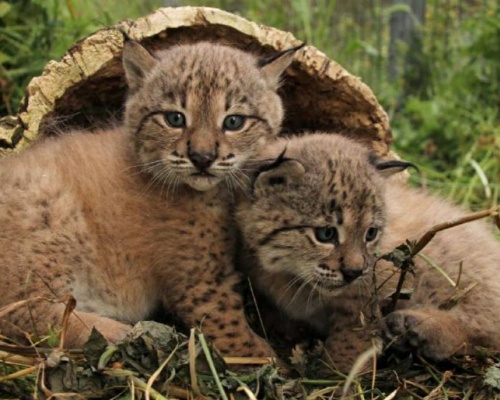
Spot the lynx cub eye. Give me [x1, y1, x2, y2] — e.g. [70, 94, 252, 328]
[223, 115, 246, 131]
[365, 227, 379, 242]
[314, 226, 338, 243]
[164, 111, 186, 128]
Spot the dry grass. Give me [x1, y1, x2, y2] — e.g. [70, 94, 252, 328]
[1, 323, 499, 399]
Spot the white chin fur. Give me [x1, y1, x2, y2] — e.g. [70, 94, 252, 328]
[185, 176, 222, 191]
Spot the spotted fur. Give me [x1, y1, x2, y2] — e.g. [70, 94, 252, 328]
[237, 133, 500, 371]
[0, 39, 297, 356]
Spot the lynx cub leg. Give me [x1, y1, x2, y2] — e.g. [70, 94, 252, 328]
[173, 276, 274, 357]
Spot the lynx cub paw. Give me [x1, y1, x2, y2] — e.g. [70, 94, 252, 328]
[382, 309, 467, 360]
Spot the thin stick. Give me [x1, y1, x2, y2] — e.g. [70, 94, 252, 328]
[412, 207, 499, 256]
[59, 295, 77, 350]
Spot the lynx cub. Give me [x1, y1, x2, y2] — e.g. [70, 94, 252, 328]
[0, 37, 299, 356]
[237, 133, 500, 370]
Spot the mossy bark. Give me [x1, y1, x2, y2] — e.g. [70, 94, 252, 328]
[0, 6, 392, 157]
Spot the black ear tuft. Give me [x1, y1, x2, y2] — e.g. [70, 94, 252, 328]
[252, 147, 306, 196]
[375, 160, 419, 173]
[257, 43, 306, 68]
[117, 26, 132, 42]
[255, 146, 290, 175]
[369, 153, 419, 177]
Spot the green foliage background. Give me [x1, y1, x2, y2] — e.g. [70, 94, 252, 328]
[0, 0, 498, 210]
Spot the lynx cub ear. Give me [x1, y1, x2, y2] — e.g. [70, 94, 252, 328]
[254, 159, 306, 196]
[121, 33, 158, 93]
[258, 43, 305, 89]
[369, 154, 418, 178]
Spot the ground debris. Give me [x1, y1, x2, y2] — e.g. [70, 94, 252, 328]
[1, 321, 499, 399]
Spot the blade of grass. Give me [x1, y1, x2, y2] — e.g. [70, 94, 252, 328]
[417, 253, 456, 288]
[198, 332, 229, 400]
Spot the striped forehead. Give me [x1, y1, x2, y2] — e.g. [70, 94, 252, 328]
[156, 56, 260, 111]
[318, 156, 381, 223]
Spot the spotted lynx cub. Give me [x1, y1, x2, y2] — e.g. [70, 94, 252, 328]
[0, 37, 299, 356]
[237, 133, 500, 370]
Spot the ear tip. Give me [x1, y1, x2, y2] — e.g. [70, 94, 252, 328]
[289, 42, 307, 53]
[117, 26, 132, 42]
[257, 42, 306, 69]
[375, 159, 420, 173]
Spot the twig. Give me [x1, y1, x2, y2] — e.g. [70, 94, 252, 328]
[59, 295, 77, 350]
[412, 207, 499, 256]
[384, 206, 499, 312]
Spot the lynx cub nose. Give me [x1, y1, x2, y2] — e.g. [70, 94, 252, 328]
[340, 266, 363, 283]
[189, 151, 216, 170]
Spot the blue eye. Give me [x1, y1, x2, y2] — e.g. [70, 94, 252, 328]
[165, 111, 186, 128]
[223, 115, 246, 131]
[365, 227, 379, 242]
[314, 226, 338, 243]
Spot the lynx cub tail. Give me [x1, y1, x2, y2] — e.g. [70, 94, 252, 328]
[237, 133, 500, 371]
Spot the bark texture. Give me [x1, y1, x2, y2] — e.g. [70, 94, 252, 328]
[0, 6, 392, 157]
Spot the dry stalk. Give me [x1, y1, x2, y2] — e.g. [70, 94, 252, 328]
[0, 297, 45, 318]
[423, 370, 453, 400]
[189, 327, 201, 395]
[223, 356, 275, 365]
[58, 295, 77, 350]
[412, 206, 499, 256]
[145, 339, 180, 400]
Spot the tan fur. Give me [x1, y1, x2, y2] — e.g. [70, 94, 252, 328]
[237, 133, 500, 370]
[0, 40, 294, 356]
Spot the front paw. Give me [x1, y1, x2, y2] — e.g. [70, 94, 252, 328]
[381, 309, 466, 360]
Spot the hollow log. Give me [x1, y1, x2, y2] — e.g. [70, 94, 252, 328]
[0, 6, 392, 157]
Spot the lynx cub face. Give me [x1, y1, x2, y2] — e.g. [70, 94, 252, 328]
[124, 40, 293, 191]
[238, 134, 386, 297]
[237, 133, 500, 371]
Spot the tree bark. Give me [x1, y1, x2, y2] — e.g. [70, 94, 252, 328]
[0, 6, 392, 157]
